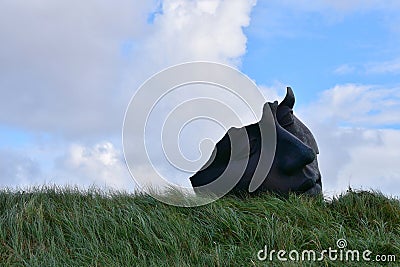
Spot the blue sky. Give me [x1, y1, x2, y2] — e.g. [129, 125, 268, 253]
[0, 0, 399, 196]
[242, 2, 400, 104]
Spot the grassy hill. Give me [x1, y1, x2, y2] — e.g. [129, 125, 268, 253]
[0, 187, 399, 266]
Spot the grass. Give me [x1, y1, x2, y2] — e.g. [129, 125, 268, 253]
[0, 186, 399, 266]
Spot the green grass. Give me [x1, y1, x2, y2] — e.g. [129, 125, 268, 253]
[0, 187, 399, 266]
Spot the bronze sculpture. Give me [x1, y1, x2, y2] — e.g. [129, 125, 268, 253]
[190, 87, 322, 197]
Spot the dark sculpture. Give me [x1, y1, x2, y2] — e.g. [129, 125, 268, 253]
[190, 87, 322, 197]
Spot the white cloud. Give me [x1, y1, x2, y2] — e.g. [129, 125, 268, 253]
[298, 84, 400, 197]
[365, 58, 400, 74]
[304, 84, 400, 127]
[338, 129, 400, 196]
[334, 64, 356, 75]
[0, 0, 157, 138]
[134, 0, 256, 71]
[0, 0, 256, 138]
[259, 83, 288, 101]
[333, 58, 400, 76]
[56, 142, 132, 190]
[0, 0, 258, 190]
[0, 149, 42, 188]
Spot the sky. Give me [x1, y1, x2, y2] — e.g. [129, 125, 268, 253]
[1, 0, 399, 197]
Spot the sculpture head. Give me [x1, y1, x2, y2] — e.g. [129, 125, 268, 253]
[190, 87, 322, 197]
[261, 87, 322, 196]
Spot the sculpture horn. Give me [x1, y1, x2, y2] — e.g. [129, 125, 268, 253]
[279, 87, 295, 109]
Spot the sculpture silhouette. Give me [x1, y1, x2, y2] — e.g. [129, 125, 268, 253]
[189, 87, 322, 197]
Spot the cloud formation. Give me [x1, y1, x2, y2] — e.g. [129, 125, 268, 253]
[55, 142, 131, 190]
[0, 0, 157, 138]
[0, 149, 42, 188]
[307, 84, 400, 127]
[334, 59, 400, 75]
[365, 58, 400, 74]
[298, 84, 400, 196]
[0, 0, 258, 190]
[0, 0, 256, 138]
[142, 0, 256, 65]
